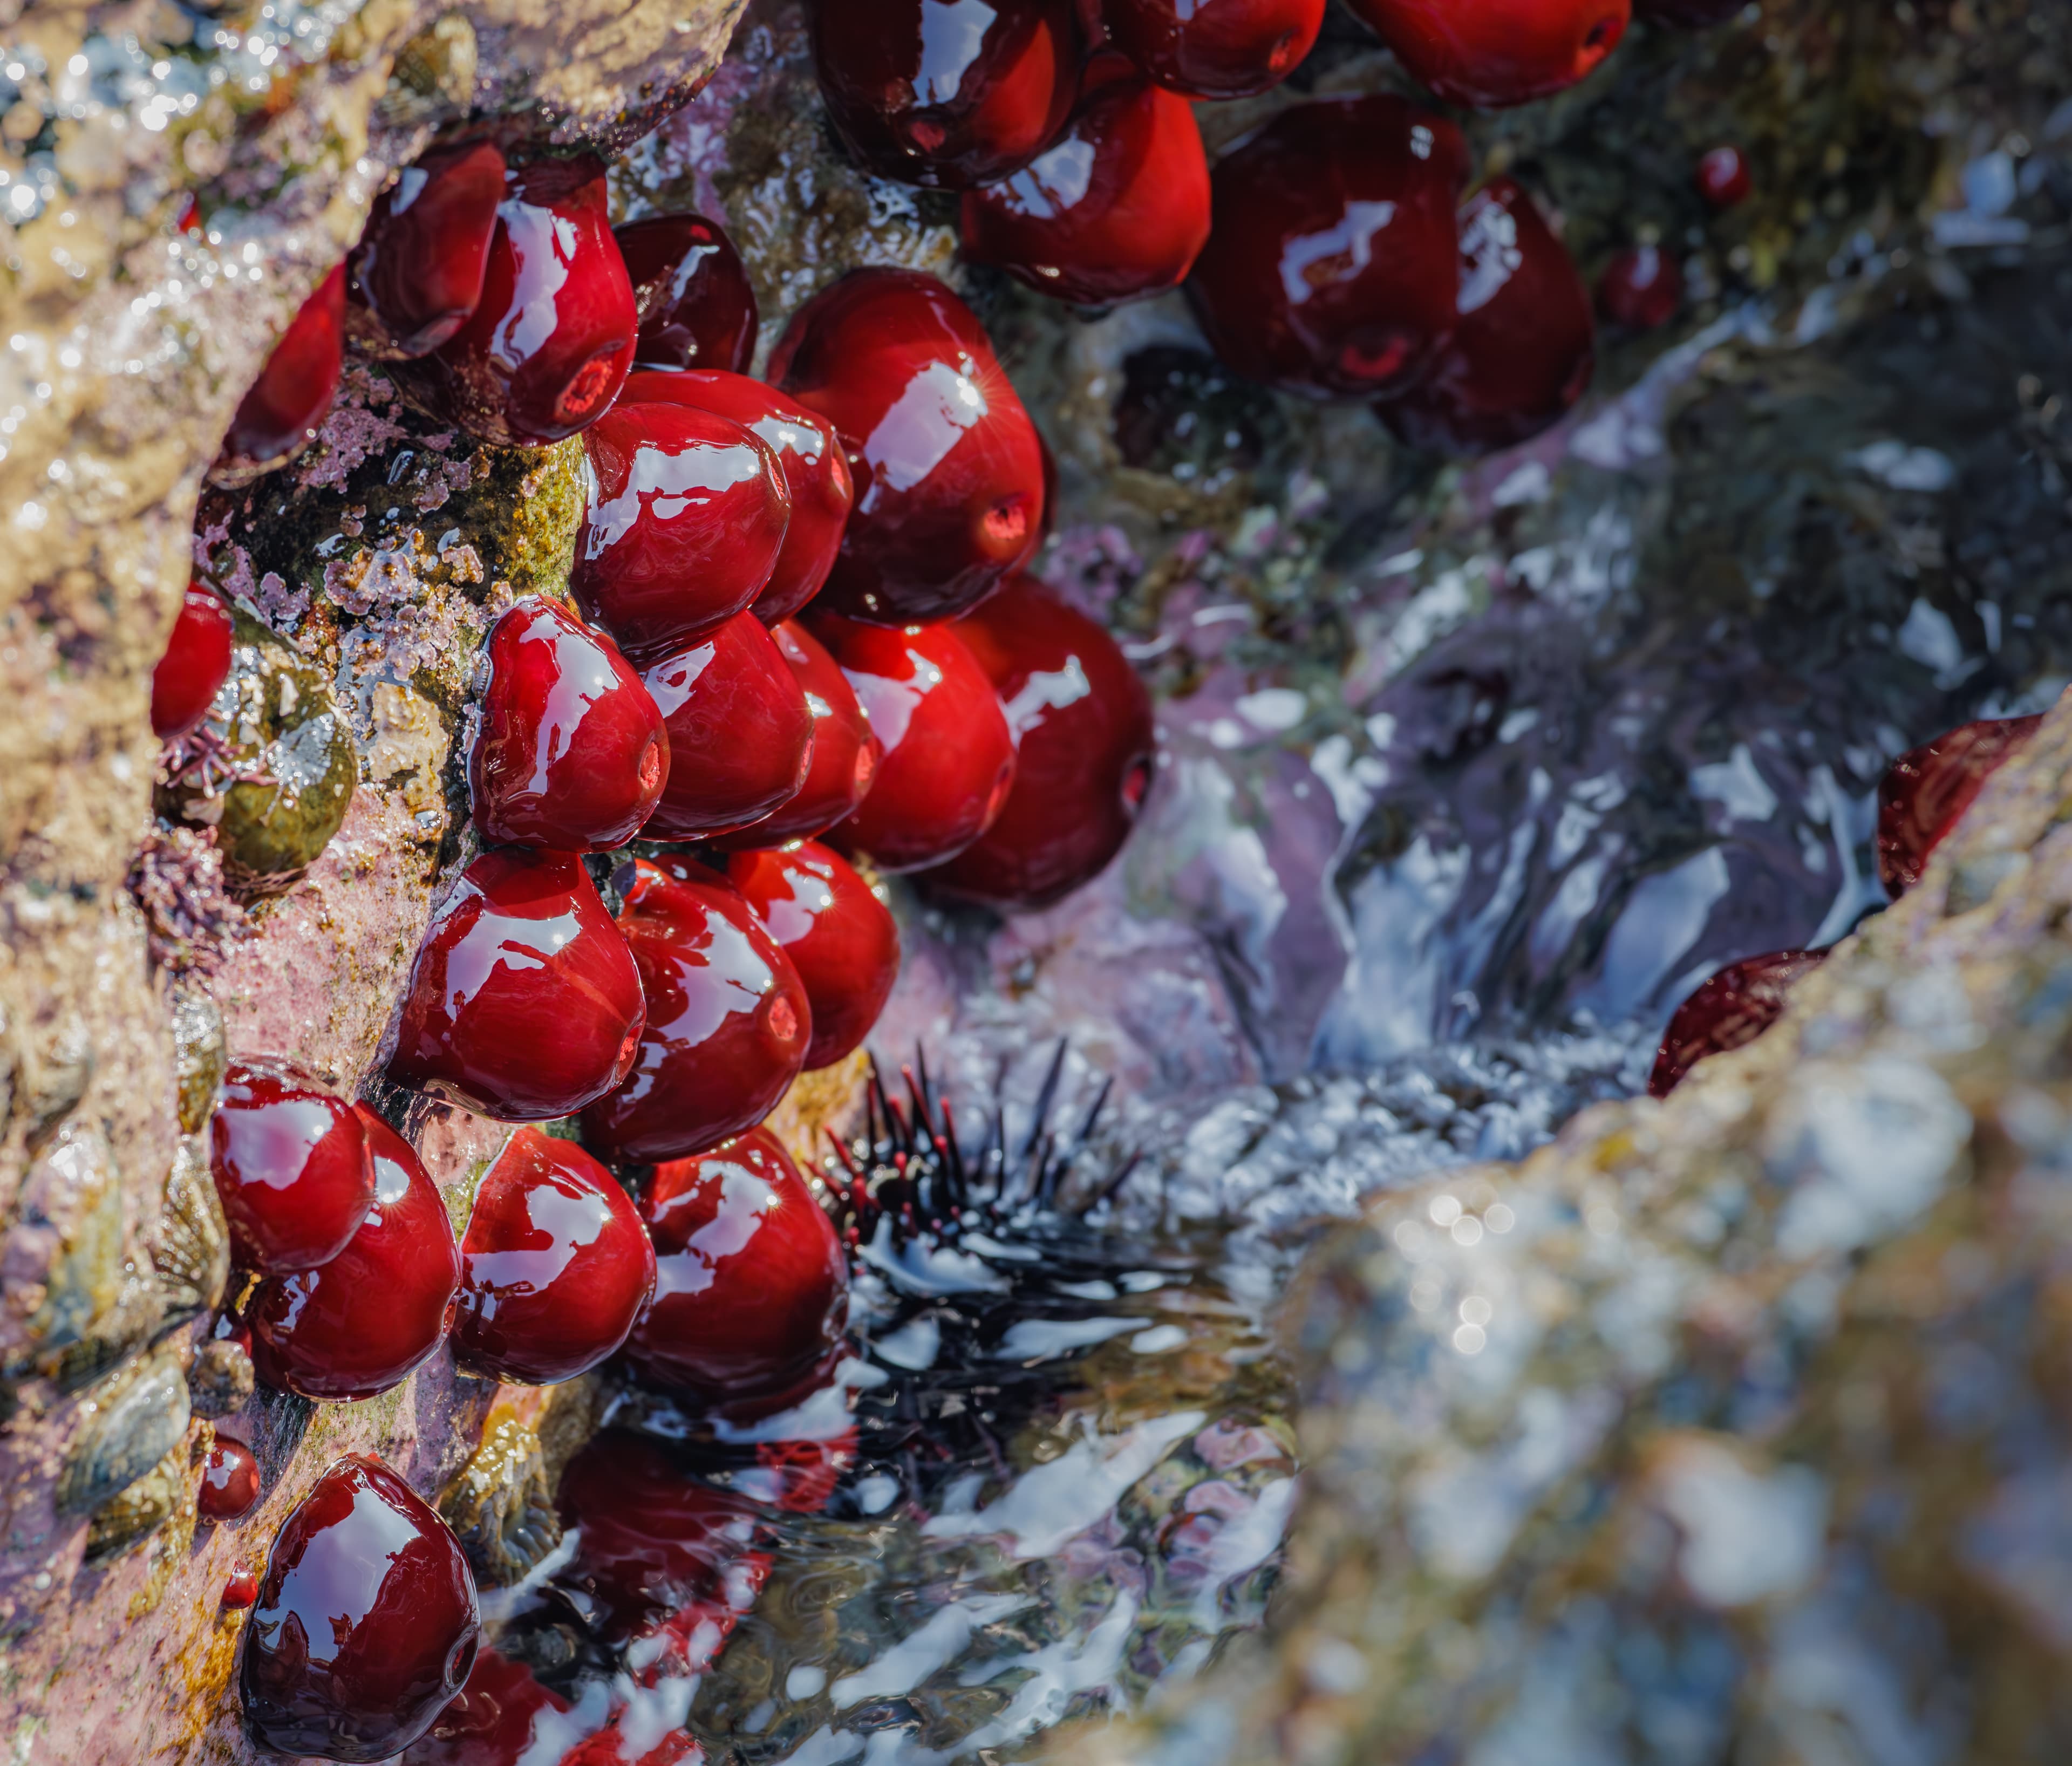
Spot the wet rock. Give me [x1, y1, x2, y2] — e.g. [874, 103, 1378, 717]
[56, 1351, 192, 1519]
[1071, 692, 2072, 1764]
[185, 1338, 256, 1421]
[121, 1427, 206, 1617]
[155, 611, 359, 901]
[151, 1135, 229, 1333]
[0, 0, 744, 1750]
[4, 1119, 125, 1368]
[167, 984, 225, 1137]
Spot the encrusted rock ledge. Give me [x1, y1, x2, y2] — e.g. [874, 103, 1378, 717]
[1079, 686, 2072, 1763]
[0, 1, 748, 1757]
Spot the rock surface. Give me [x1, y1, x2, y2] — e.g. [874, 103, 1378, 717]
[3, 0, 2072, 1757]
[0, 0, 744, 1757]
[1073, 689, 2072, 1762]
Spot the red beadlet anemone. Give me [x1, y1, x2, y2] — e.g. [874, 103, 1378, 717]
[623, 1126, 850, 1412]
[572, 400, 793, 663]
[397, 158, 637, 446]
[1187, 97, 1469, 400]
[1341, 0, 1630, 108]
[246, 1108, 460, 1402]
[809, 613, 1019, 873]
[1102, 0, 1324, 99]
[1376, 176, 1596, 457]
[580, 858, 814, 1164]
[621, 369, 854, 626]
[449, 1128, 657, 1386]
[961, 56, 1212, 308]
[728, 841, 901, 1070]
[924, 573, 1157, 909]
[772, 269, 1047, 625]
[240, 1456, 480, 1761]
[388, 850, 646, 1121]
[471, 598, 669, 852]
[809, 0, 1081, 190]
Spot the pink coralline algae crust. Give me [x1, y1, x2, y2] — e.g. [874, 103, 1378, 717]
[212, 788, 444, 1088]
[618, 49, 765, 231]
[294, 366, 415, 495]
[126, 825, 248, 977]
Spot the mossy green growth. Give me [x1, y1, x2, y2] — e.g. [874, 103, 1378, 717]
[154, 609, 358, 899]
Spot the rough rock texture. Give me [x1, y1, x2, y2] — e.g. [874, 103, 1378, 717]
[1074, 691, 2072, 1763]
[0, 0, 745, 1757]
[2, 0, 2070, 1757]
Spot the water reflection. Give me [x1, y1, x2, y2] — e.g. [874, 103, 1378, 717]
[420, 1209, 1290, 1765]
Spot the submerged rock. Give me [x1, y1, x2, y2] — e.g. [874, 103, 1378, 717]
[1075, 692, 2072, 1762]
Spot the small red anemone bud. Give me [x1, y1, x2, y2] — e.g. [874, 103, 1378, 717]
[449, 1128, 657, 1386]
[197, 1437, 262, 1524]
[471, 598, 669, 852]
[1696, 144, 1753, 208]
[388, 850, 646, 1122]
[771, 269, 1047, 625]
[578, 858, 813, 1164]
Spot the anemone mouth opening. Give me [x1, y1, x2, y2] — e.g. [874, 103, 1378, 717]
[636, 736, 666, 796]
[902, 114, 949, 154]
[554, 349, 625, 425]
[1335, 331, 1416, 385]
[977, 493, 1033, 557]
